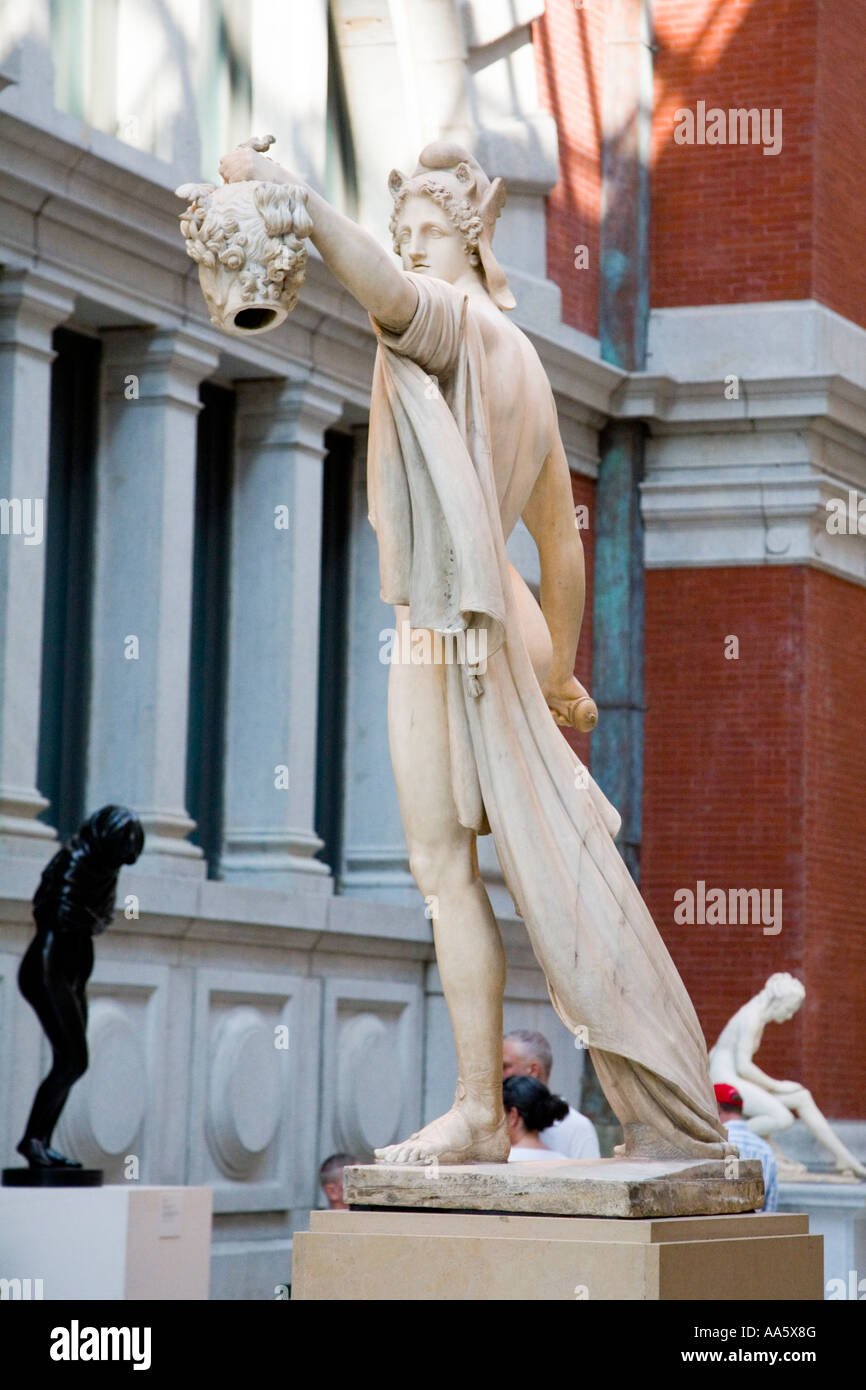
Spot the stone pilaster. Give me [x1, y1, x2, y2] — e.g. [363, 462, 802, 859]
[0, 267, 75, 855]
[339, 426, 416, 903]
[86, 327, 219, 872]
[219, 375, 344, 891]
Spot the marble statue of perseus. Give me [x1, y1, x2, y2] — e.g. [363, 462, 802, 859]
[214, 137, 733, 1166]
[710, 972, 866, 1179]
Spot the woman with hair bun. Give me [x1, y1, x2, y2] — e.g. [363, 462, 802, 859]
[503, 1076, 570, 1161]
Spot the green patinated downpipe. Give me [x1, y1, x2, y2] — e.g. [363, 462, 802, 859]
[585, 0, 652, 1150]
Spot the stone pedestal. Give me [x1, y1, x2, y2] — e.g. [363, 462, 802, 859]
[778, 1179, 866, 1299]
[2, 1166, 102, 1187]
[0, 1185, 212, 1300]
[344, 1156, 765, 1219]
[292, 1208, 822, 1301]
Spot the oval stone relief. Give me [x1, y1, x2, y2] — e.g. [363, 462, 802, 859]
[335, 1012, 404, 1156]
[55, 999, 147, 1167]
[206, 1007, 282, 1179]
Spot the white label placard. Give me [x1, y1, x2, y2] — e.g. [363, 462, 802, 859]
[158, 1192, 183, 1239]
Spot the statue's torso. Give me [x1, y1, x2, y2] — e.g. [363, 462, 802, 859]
[458, 290, 559, 538]
[375, 273, 560, 542]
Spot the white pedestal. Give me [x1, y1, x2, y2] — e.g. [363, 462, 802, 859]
[0, 1185, 212, 1300]
[777, 1181, 866, 1299]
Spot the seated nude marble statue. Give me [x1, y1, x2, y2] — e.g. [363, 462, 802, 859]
[710, 972, 865, 1179]
[214, 138, 734, 1167]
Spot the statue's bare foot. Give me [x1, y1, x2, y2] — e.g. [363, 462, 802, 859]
[835, 1157, 866, 1181]
[768, 1142, 808, 1178]
[375, 1104, 509, 1165]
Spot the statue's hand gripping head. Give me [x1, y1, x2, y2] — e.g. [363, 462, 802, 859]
[176, 136, 312, 337]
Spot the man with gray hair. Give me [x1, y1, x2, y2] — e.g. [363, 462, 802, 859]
[319, 1153, 358, 1210]
[503, 1029, 600, 1159]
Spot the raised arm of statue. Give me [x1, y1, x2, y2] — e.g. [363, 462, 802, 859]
[522, 438, 597, 733]
[218, 144, 418, 331]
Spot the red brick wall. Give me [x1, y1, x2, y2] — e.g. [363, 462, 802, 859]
[813, 0, 866, 331]
[803, 569, 866, 1116]
[535, 1, 866, 332]
[642, 564, 866, 1117]
[532, 0, 604, 336]
[651, 0, 818, 310]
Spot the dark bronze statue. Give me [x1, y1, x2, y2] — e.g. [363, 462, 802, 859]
[14, 805, 144, 1171]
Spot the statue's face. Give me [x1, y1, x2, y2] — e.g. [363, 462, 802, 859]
[394, 194, 472, 284]
[767, 991, 801, 1023]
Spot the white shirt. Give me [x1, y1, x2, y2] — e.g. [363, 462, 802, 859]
[508, 1145, 563, 1161]
[540, 1106, 600, 1159]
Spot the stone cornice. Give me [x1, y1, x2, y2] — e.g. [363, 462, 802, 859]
[0, 108, 618, 439]
[615, 371, 866, 452]
[0, 856, 426, 958]
[618, 303, 866, 584]
[641, 466, 866, 584]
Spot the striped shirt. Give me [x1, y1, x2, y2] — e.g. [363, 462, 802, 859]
[725, 1119, 779, 1212]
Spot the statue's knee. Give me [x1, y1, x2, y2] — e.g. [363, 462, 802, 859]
[409, 841, 472, 896]
[59, 1048, 88, 1085]
[409, 846, 445, 895]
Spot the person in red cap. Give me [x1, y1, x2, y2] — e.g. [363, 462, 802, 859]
[715, 1083, 778, 1211]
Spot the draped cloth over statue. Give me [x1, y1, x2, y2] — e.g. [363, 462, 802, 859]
[367, 273, 730, 1160]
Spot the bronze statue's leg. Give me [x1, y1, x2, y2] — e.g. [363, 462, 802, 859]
[17, 932, 91, 1164]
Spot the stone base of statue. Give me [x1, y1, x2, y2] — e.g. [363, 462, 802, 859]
[293, 1209, 822, 1302]
[0, 1185, 212, 1299]
[291, 1161, 823, 1301]
[3, 1166, 103, 1187]
[344, 1157, 766, 1219]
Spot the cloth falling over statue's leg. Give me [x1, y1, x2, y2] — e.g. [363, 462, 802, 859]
[590, 1049, 737, 1160]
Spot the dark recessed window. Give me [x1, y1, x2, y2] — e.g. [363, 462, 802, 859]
[37, 328, 100, 839]
[186, 382, 234, 876]
[314, 429, 353, 879]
